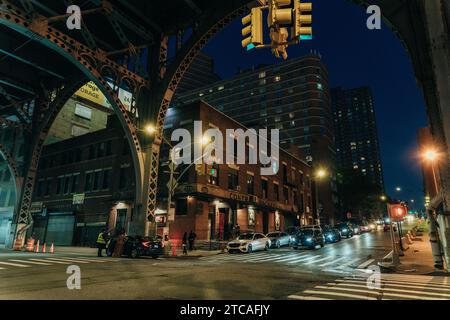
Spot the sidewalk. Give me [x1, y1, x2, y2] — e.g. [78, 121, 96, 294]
[395, 221, 448, 276]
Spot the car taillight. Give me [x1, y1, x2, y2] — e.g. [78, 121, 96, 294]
[141, 241, 151, 248]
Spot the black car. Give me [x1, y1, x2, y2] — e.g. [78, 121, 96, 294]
[335, 222, 354, 238]
[107, 236, 164, 259]
[323, 227, 342, 243]
[291, 229, 325, 250]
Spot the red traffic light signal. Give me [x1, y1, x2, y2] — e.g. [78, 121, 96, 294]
[388, 204, 407, 222]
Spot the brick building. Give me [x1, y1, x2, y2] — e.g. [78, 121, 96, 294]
[31, 116, 135, 246]
[157, 101, 313, 242]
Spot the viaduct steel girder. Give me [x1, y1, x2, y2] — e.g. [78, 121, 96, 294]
[0, 0, 441, 236]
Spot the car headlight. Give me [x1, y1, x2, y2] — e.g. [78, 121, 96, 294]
[327, 235, 333, 239]
[305, 238, 313, 242]
[342, 229, 348, 232]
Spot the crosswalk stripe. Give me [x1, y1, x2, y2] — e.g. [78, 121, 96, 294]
[319, 256, 347, 267]
[0, 261, 31, 268]
[337, 279, 450, 291]
[303, 289, 377, 300]
[304, 256, 334, 265]
[288, 295, 332, 300]
[29, 259, 71, 265]
[250, 253, 308, 263]
[382, 292, 448, 300]
[288, 255, 321, 264]
[45, 258, 90, 264]
[344, 276, 449, 287]
[357, 259, 375, 269]
[0, 267, 5, 270]
[339, 258, 363, 268]
[379, 275, 449, 285]
[9, 259, 52, 266]
[315, 285, 380, 297]
[274, 254, 311, 263]
[333, 282, 450, 297]
[242, 254, 285, 262]
[59, 257, 107, 263]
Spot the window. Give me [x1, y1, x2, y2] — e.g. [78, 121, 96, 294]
[74, 104, 92, 120]
[84, 172, 94, 191]
[208, 164, 219, 185]
[44, 178, 52, 196]
[262, 179, 268, 199]
[228, 170, 239, 191]
[93, 171, 102, 191]
[56, 176, 64, 195]
[176, 198, 188, 215]
[247, 175, 254, 195]
[71, 174, 79, 194]
[102, 169, 111, 190]
[119, 167, 128, 190]
[274, 184, 279, 201]
[63, 176, 71, 194]
[282, 164, 288, 183]
[283, 186, 289, 204]
[36, 179, 45, 197]
[71, 125, 89, 137]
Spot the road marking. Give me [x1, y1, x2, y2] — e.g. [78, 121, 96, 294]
[288, 295, 331, 300]
[357, 259, 375, 269]
[339, 258, 363, 268]
[59, 257, 107, 263]
[29, 259, 71, 265]
[382, 292, 448, 300]
[303, 256, 334, 265]
[315, 285, 380, 297]
[333, 282, 450, 297]
[337, 279, 450, 291]
[303, 289, 377, 300]
[288, 255, 321, 264]
[0, 261, 31, 268]
[45, 258, 90, 264]
[9, 259, 52, 266]
[319, 256, 347, 267]
[344, 276, 449, 287]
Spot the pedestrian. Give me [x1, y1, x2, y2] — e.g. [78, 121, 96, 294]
[96, 229, 107, 257]
[188, 230, 196, 251]
[112, 229, 126, 258]
[235, 224, 241, 238]
[182, 232, 188, 255]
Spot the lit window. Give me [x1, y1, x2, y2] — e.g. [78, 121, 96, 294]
[259, 72, 266, 79]
[199, 93, 204, 97]
[274, 76, 281, 82]
[218, 86, 225, 91]
[317, 83, 323, 90]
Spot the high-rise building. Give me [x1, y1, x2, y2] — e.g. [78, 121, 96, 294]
[174, 52, 221, 96]
[173, 54, 338, 225]
[331, 87, 384, 191]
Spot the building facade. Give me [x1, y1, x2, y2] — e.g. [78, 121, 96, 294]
[31, 116, 135, 246]
[173, 54, 337, 225]
[157, 101, 313, 242]
[331, 86, 384, 190]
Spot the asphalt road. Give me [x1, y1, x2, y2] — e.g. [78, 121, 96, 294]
[0, 228, 411, 300]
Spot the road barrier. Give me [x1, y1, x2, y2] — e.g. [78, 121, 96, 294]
[13, 237, 23, 251]
[401, 237, 410, 251]
[42, 243, 47, 253]
[26, 238, 35, 252]
[50, 243, 54, 254]
[34, 240, 40, 253]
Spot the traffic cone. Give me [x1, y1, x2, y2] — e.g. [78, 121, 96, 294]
[34, 240, 40, 253]
[42, 243, 46, 254]
[50, 243, 54, 254]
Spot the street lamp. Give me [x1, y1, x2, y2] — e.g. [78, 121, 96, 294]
[422, 149, 440, 195]
[144, 124, 156, 135]
[312, 168, 328, 226]
[380, 195, 387, 201]
[395, 187, 402, 192]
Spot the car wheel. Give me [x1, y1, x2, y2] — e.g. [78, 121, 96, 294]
[320, 242, 325, 248]
[151, 255, 159, 259]
[276, 241, 281, 249]
[129, 248, 138, 259]
[247, 244, 253, 254]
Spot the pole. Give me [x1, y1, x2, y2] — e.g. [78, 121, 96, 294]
[431, 163, 439, 196]
[166, 160, 175, 239]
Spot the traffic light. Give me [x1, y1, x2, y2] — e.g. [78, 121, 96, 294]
[267, 0, 293, 28]
[207, 163, 218, 177]
[293, 1, 312, 41]
[242, 7, 264, 50]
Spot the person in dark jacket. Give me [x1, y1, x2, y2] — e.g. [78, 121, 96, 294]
[182, 232, 188, 255]
[188, 230, 197, 251]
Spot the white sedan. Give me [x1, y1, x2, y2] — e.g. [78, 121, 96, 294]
[227, 233, 271, 253]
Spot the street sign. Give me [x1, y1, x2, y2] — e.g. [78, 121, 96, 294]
[388, 204, 407, 222]
[72, 193, 85, 205]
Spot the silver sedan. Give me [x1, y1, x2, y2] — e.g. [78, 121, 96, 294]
[266, 232, 291, 248]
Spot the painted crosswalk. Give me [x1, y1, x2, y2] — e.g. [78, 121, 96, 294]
[288, 274, 450, 300]
[200, 252, 370, 272]
[0, 256, 120, 271]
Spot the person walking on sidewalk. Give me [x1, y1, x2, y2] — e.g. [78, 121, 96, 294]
[112, 229, 126, 258]
[96, 229, 107, 257]
[182, 232, 188, 255]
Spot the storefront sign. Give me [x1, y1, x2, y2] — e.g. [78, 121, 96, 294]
[75, 82, 109, 107]
[30, 202, 43, 213]
[230, 192, 256, 203]
[73, 193, 85, 205]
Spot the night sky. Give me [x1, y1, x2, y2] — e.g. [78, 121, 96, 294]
[202, 0, 428, 208]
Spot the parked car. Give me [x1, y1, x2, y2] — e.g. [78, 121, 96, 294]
[335, 222, 354, 238]
[107, 236, 164, 259]
[384, 222, 398, 232]
[226, 233, 271, 253]
[266, 231, 291, 248]
[323, 227, 342, 243]
[301, 225, 323, 232]
[358, 221, 371, 233]
[286, 226, 300, 236]
[291, 229, 325, 250]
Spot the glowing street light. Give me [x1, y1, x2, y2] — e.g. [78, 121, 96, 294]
[423, 149, 439, 162]
[145, 124, 156, 135]
[380, 195, 387, 201]
[315, 168, 328, 179]
[395, 187, 402, 192]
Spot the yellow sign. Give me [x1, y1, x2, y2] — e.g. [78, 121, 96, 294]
[75, 82, 108, 107]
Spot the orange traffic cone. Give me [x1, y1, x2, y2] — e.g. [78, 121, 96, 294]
[49, 243, 54, 254]
[42, 243, 46, 254]
[34, 240, 40, 253]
